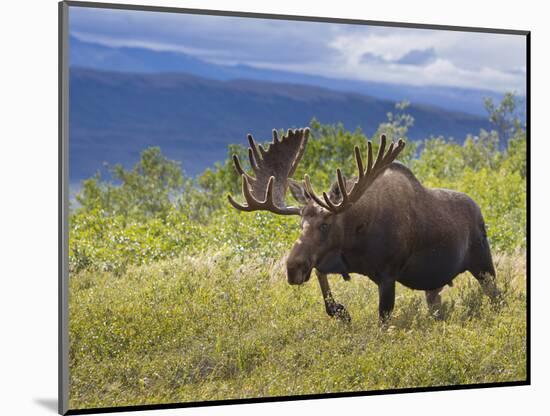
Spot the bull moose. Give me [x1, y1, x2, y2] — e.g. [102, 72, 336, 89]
[228, 128, 499, 322]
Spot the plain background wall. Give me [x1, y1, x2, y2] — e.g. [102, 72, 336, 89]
[1, 0, 547, 415]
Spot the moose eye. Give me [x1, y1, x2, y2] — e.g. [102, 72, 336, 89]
[319, 223, 330, 233]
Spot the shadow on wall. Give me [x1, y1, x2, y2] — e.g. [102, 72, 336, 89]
[33, 398, 58, 413]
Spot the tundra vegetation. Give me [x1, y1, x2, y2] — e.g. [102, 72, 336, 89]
[69, 94, 527, 409]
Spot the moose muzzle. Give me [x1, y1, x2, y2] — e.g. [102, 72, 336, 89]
[286, 257, 312, 285]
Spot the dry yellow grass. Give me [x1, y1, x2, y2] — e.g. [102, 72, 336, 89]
[68, 250, 527, 410]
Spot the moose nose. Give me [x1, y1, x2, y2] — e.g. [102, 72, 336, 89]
[286, 260, 311, 285]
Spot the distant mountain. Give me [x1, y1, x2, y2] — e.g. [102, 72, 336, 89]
[69, 67, 490, 181]
[69, 36, 507, 117]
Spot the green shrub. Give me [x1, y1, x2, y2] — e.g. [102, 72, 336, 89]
[69, 209, 205, 273]
[71, 95, 527, 272]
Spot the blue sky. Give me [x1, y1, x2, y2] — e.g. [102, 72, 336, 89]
[69, 6, 526, 93]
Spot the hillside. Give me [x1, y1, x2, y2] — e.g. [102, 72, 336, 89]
[69, 67, 490, 181]
[69, 35, 506, 117]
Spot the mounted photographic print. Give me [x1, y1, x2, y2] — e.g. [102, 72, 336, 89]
[59, 1, 529, 414]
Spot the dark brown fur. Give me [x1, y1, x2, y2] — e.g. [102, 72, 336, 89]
[228, 129, 497, 323]
[287, 162, 497, 322]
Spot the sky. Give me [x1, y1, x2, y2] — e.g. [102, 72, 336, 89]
[69, 6, 527, 94]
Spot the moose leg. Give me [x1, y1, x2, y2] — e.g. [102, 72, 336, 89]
[378, 279, 396, 324]
[425, 287, 443, 318]
[316, 271, 351, 322]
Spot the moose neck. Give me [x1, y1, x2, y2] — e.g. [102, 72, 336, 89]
[315, 250, 351, 280]
[337, 203, 377, 277]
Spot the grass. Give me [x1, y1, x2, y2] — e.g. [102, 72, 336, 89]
[68, 250, 527, 410]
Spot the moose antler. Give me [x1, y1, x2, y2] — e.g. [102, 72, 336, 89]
[304, 135, 405, 214]
[227, 128, 309, 216]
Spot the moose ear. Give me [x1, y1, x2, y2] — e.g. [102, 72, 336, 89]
[288, 179, 309, 205]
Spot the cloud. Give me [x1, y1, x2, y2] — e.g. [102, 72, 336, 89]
[359, 52, 388, 65]
[70, 7, 339, 66]
[328, 28, 526, 92]
[69, 6, 527, 93]
[359, 47, 437, 66]
[396, 48, 437, 66]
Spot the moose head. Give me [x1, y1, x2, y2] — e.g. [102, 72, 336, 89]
[227, 128, 405, 286]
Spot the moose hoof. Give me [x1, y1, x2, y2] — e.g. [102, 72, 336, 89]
[327, 303, 351, 323]
[430, 309, 445, 321]
[378, 313, 392, 328]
